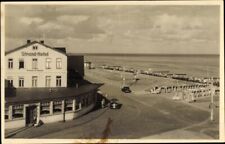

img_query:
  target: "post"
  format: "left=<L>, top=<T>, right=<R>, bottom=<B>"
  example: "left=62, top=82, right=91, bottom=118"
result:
left=79, top=102, right=82, bottom=110
left=36, top=103, right=40, bottom=124
left=23, top=105, right=26, bottom=119
left=9, top=105, right=13, bottom=120
left=62, top=100, right=65, bottom=122
left=122, top=77, right=125, bottom=87
left=50, top=101, right=53, bottom=115
left=72, top=99, right=76, bottom=111
left=62, top=100, right=65, bottom=113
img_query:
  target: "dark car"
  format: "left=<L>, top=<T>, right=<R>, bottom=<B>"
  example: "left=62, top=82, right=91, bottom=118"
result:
left=121, top=86, right=132, bottom=93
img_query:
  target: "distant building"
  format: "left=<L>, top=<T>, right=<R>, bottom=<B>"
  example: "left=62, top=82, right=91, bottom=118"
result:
left=84, top=61, right=96, bottom=69
left=5, top=40, right=101, bottom=129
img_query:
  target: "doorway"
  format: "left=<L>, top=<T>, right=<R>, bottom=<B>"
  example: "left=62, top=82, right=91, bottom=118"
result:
left=25, top=105, right=37, bottom=126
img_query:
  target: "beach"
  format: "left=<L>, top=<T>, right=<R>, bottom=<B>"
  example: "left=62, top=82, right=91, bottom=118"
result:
left=85, top=54, right=219, bottom=78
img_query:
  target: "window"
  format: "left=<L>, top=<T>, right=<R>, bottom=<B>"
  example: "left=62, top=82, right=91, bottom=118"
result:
left=12, top=105, right=23, bottom=119
left=19, top=59, right=24, bottom=69
left=65, top=100, right=73, bottom=112
left=56, top=76, right=61, bottom=87
left=7, top=79, right=13, bottom=88
left=32, top=58, right=38, bottom=69
left=41, top=102, right=50, bottom=115
left=45, top=76, right=51, bottom=87
left=33, top=45, right=38, bottom=50
left=53, top=101, right=62, bottom=113
left=32, top=76, right=38, bottom=87
left=75, top=98, right=80, bottom=110
left=81, top=98, right=85, bottom=107
left=5, top=106, right=9, bottom=120
left=46, top=58, right=51, bottom=69
left=19, top=77, right=24, bottom=87
left=8, top=59, right=13, bottom=69
left=56, top=58, right=62, bottom=69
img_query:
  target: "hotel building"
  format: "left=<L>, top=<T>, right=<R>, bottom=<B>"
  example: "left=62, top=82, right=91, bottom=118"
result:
left=5, top=40, right=100, bottom=129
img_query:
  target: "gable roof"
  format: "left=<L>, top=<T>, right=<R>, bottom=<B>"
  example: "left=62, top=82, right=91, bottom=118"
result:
left=5, top=41, right=67, bottom=56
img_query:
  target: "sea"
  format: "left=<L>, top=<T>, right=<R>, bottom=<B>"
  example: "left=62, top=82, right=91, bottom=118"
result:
left=84, top=54, right=220, bottom=78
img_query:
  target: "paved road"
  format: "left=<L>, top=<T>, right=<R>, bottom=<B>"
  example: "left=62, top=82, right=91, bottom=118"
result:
left=40, top=69, right=209, bottom=139
left=8, top=69, right=210, bottom=139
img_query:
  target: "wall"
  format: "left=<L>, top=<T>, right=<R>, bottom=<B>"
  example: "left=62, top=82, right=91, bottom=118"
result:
left=5, top=119, right=25, bottom=129
left=67, top=55, right=84, bottom=76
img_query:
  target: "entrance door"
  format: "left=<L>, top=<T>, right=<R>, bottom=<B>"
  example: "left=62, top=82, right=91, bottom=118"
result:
left=26, top=105, right=37, bottom=126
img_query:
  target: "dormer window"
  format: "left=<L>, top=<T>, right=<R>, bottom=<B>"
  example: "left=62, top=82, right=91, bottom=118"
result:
left=33, top=45, right=38, bottom=50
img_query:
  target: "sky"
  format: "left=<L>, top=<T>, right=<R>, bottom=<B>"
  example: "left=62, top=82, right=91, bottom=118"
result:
left=4, top=4, right=220, bottom=54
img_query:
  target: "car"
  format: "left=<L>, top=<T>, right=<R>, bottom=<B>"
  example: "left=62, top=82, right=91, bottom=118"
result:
left=109, top=98, right=122, bottom=109
left=121, top=86, right=132, bottom=93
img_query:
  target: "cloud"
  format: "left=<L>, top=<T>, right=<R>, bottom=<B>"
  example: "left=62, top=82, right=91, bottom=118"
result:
left=57, top=15, right=89, bottom=25
left=20, top=17, right=43, bottom=25
left=150, top=13, right=214, bottom=41
left=4, top=5, right=220, bottom=54
left=39, top=22, right=63, bottom=31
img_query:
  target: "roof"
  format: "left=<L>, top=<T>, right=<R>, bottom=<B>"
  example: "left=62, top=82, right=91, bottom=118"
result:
left=5, top=84, right=102, bottom=106
left=5, top=41, right=67, bottom=55
left=54, top=47, right=66, bottom=53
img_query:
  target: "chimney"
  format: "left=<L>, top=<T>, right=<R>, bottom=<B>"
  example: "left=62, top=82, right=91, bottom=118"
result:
left=40, top=40, right=44, bottom=44
left=27, top=40, right=31, bottom=44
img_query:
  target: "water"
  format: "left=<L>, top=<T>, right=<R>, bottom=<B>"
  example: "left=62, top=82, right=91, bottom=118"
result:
left=85, top=54, right=219, bottom=78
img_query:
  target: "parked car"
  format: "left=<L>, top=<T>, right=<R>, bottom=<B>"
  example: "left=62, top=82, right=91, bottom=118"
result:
left=121, top=86, right=132, bottom=93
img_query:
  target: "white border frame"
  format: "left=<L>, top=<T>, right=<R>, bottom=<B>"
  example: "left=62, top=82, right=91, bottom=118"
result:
left=1, top=1, right=224, bottom=143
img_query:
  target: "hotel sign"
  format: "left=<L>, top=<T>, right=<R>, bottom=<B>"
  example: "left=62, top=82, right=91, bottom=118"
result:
left=22, top=52, right=49, bottom=56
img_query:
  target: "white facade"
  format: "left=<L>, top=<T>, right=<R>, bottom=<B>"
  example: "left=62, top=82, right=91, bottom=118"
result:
left=5, top=41, right=67, bottom=88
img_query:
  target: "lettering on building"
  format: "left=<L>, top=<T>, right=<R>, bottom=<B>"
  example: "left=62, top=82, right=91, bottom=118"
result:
left=22, top=52, right=49, bottom=56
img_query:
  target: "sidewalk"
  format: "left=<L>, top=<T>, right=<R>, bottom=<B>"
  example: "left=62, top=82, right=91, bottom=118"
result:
left=5, top=106, right=108, bottom=138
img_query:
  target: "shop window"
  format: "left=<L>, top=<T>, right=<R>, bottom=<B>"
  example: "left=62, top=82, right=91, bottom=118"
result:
left=8, top=59, right=13, bottom=69
left=75, top=99, right=80, bottom=110
left=12, top=105, right=23, bottom=119
left=53, top=101, right=62, bottom=113
left=5, top=106, right=9, bottom=120
left=41, top=102, right=50, bottom=115
left=19, top=59, right=24, bottom=69
left=81, top=98, right=85, bottom=107
left=65, top=100, right=73, bottom=112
